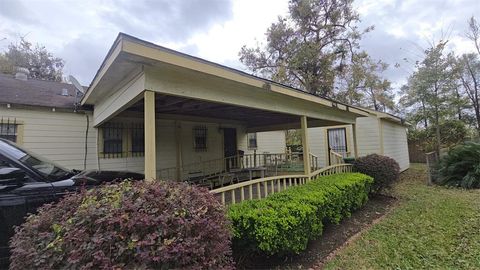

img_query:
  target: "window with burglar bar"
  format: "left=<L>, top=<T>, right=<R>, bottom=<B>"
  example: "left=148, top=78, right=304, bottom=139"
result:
left=103, top=123, right=123, bottom=158
left=247, top=133, right=257, bottom=149
left=0, top=118, right=18, bottom=143
left=131, top=123, right=144, bottom=156
left=193, top=126, right=207, bottom=151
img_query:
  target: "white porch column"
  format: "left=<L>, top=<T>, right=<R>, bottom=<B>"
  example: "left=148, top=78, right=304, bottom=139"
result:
left=352, top=123, right=358, bottom=158
left=301, top=115, right=311, bottom=175
left=144, top=91, right=157, bottom=180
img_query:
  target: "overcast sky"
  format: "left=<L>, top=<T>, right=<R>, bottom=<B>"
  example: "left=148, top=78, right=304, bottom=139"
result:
left=0, top=0, right=479, bottom=90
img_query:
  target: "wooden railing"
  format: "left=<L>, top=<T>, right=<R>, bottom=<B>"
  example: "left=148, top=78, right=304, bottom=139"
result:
left=157, top=152, right=307, bottom=182
left=211, top=163, right=353, bottom=205
left=310, top=153, right=320, bottom=171
left=329, top=150, right=344, bottom=165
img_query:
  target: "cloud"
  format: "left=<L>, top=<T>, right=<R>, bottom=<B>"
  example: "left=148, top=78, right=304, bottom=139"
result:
left=0, top=0, right=39, bottom=25
left=99, top=0, right=233, bottom=42
left=0, top=0, right=479, bottom=89
left=0, top=0, right=234, bottom=84
left=355, top=0, right=480, bottom=88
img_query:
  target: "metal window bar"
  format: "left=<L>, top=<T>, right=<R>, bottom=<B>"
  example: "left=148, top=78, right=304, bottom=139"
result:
left=193, top=126, right=207, bottom=152
left=131, top=123, right=145, bottom=157
left=0, top=118, right=18, bottom=143
left=103, top=122, right=123, bottom=158
left=248, top=133, right=257, bottom=149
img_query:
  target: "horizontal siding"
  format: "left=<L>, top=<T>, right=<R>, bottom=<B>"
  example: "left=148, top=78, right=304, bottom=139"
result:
left=0, top=107, right=98, bottom=170
left=244, top=131, right=286, bottom=154
left=308, top=127, right=328, bottom=167
left=356, top=117, right=380, bottom=156
left=382, top=120, right=410, bottom=171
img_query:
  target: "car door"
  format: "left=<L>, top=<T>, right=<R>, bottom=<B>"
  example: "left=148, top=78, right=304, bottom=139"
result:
left=0, top=158, right=54, bottom=265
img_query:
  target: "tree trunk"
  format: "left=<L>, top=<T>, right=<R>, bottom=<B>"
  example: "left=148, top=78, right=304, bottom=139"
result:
left=421, top=100, right=428, bottom=128
left=434, top=82, right=441, bottom=155
left=455, top=87, right=462, bottom=120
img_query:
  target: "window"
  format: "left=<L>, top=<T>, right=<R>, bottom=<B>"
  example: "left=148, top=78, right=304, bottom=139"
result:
left=0, top=121, right=18, bottom=143
left=247, top=133, right=257, bottom=149
left=103, top=123, right=123, bottom=158
left=193, top=126, right=207, bottom=151
left=131, top=123, right=144, bottom=156
left=0, top=158, right=33, bottom=183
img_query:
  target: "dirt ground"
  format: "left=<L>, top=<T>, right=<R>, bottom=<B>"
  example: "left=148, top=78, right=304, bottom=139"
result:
left=235, top=194, right=396, bottom=270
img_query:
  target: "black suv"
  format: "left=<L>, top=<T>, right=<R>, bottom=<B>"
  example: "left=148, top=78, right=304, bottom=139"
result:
left=0, top=139, right=144, bottom=266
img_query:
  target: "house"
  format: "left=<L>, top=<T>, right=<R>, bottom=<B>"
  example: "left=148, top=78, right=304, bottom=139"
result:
left=308, top=111, right=410, bottom=172
left=0, top=72, right=95, bottom=170
left=81, top=33, right=372, bottom=180
left=0, top=72, right=285, bottom=174
left=0, top=33, right=408, bottom=188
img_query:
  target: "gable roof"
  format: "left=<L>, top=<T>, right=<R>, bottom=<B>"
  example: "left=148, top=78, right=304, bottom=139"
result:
left=82, top=33, right=407, bottom=126
left=81, top=33, right=369, bottom=117
left=0, top=73, right=83, bottom=110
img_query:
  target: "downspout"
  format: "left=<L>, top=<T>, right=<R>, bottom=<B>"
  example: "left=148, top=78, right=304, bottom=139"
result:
left=84, top=114, right=89, bottom=170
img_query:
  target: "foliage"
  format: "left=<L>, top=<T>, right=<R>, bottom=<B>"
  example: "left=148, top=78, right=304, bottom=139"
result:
left=458, top=52, right=480, bottom=135
left=436, top=142, right=480, bottom=188
left=285, top=129, right=302, bottom=147
left=353, top=154, right=400, bottom=193
left=239, top=0, right=372, bottom=97
left=324, top=164, right=480, bottom=269
left=228, top=173, right=373, bottom=255
left=336, top=52, right=395, bottom=112
left=400, top=40, right=459, bottom=153
left=10, top=181, right=234, bottom=270
left=0, top=37, right=64, bottom=81
left=408, top=119, right=468, bottom=152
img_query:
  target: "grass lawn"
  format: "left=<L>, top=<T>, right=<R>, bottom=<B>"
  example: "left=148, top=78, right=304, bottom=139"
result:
left=324, top=164, right=480, bottom=270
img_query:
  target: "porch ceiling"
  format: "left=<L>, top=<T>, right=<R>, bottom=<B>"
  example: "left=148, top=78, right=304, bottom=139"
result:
left=124, top=94, right=343, bottom=132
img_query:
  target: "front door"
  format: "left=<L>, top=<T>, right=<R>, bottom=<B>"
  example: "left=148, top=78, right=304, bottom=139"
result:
left=223, top=128, right=237, bottom=169
left=327, top=128, right=348, bottom=164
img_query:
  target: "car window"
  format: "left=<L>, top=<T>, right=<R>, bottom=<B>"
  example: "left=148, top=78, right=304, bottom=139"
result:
left=0, top=159, right=33, bottom=184
left=0, top=140, right=72, bottom=181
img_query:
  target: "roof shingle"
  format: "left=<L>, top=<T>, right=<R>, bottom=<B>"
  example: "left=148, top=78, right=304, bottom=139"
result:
left=0, top=73, right=84, bottom=109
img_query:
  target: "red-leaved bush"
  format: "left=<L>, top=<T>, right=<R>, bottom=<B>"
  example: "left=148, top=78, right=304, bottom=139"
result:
left=9, top=181, right=234, bottom=269
left=353, top=154, right=400, bottom=193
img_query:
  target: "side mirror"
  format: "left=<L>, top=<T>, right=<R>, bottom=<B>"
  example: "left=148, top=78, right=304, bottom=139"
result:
left=0, top=167, right=27, bottom=185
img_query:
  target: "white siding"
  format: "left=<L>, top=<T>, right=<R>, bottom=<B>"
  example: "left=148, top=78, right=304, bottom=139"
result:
left=382, top=120, right=410, bottom=171
left=309, top=127, right=328, bottom=167
left=0, top=107, right=98, bottom=170
left=244, top=131, right=286, bottom=155
left=356, top=117, right=381, bottom=156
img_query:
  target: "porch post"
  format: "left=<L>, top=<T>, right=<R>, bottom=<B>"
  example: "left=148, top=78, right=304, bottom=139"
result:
left=144, top=91, right=157, bottom=180
left=352, top=123, right=358, bottom=158
left=301, top=115, right=311, bottom=176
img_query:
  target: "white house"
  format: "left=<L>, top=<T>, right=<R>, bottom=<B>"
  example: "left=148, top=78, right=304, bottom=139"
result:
left=0, top=33, right=408, bottom=187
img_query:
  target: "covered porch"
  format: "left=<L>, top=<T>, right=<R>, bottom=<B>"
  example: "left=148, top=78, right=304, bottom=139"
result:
left=81, top=33, right=368, bottom=193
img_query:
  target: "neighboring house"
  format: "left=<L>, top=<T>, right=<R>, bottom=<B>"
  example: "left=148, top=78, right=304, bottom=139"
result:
left=0, top=73, right=95, bottom=170
left=0, top=33, right=408, bottom=183
left=308, top=111, right=410, bottom=172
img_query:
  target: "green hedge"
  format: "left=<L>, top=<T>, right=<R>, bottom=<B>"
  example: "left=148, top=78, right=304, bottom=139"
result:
left=227, top=173, right=373, bottom=255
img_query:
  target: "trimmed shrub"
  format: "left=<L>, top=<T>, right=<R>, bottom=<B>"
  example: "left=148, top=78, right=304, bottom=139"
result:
left=353, top=154, right=400, bottom=193
left=10, top=181, right=234, bottom=270
left=228, top=173, right=373, bottom=255
left=436, top=142, right=480, bottom=188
